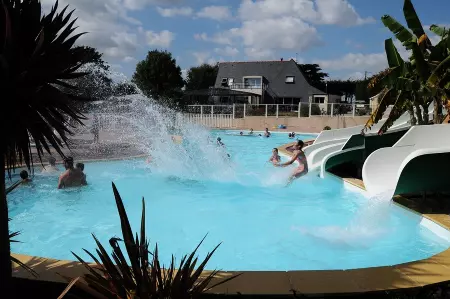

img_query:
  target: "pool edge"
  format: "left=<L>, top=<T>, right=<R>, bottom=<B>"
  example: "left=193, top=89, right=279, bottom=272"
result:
left=10, top=141, right=450, bottom=296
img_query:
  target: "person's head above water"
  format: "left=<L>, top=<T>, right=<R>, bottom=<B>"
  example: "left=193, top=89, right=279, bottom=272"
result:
left=272, top=148, right=278, bottom=154
left=76, top=162, right=85, bottom=171
left=265, top=128, right=269, bottom=132
left=64, top=156, right=74, bottom=169
left=240, top=131, right=243, bottom=135
left=250, top=128, right=253, bottom=131
left=288, top=133, right=292, bottom=138
left=48, top=156, right=56, bottom=166
left=295, top=140, right=305, bottom=150
left=20, top=170, right=29, bottom=180
left=217, top=137, right=221, bottom=141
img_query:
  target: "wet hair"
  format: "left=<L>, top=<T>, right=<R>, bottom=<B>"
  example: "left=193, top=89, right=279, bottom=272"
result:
left=48, top=156, right=56, bottom=166
left=265, top=128, right=268, bottom=131
left=240, top=132, right=243, bottom=135
left=76, top=162, right=85, bottom=171
left=288, top=133, right=292, bottom=137
left=217, top=137, right=221, bottom=141
left=19, top=170, right=29, bottom=180
left=296, top=140, right=305, bottom=150
left=273, top=148, right=278, bottom=153
left=64, top=156, right=74, bottom=168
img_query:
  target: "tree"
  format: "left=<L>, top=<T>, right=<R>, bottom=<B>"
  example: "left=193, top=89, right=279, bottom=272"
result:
left=0, top=0, right=92, bottom=286
left=297, top=64, right=329, bottom=90
left=364, top=0, right=450, bottom=134
left=132, top=50, right=184, bottom=106
left=326, top=80, right=358, bottom=102
left=355, top=80, right=370, bottom=103
left=112, top=82, right=139, bottom=97
left=185, top=63, right=218, bottom=91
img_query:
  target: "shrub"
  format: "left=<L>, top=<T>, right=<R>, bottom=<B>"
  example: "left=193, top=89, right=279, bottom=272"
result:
left=323, top=126, right=331, bottom=130
left=60, top=183, right=239, bottom=299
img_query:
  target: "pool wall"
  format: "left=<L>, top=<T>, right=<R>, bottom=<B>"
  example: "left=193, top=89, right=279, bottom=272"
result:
left=11, top=145, right=450, bottom=296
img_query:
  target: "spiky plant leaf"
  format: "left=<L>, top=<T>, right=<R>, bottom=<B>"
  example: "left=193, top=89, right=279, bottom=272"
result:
left=381, top=15, right=413, bottom=48
left=378, top=91, right=410, bottom=134
left=363, top=88, right=396, bottom=132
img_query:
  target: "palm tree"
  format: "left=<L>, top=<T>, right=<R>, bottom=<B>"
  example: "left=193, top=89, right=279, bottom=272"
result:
left=364, top=0, right=450, bottom=134
left=0, top=0, right=93, bottom=287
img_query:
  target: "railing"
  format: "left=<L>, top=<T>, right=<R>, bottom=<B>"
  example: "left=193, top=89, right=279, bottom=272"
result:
left=185, top=103, right=372, bottom=119
left=228, top=83, right=262, bottom=90
left=181, top=113, right=233, bottom=128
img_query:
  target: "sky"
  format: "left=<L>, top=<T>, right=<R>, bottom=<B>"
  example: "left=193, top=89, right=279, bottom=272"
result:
left=41, top=0, right=450, bottom=81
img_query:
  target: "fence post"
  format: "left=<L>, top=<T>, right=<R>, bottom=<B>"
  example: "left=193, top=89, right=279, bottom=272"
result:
left=331, top=103, right=334, bottom=117
left=265, top=105, right=268, bottom=118
left=211, top=105, right=214, bottom=116
left=352, top=103, right=356, bottom=117
left=298, top=102, right=301, bottom=118
left=232, top=104, right=235, bottom=119
left=308, top=103, right=312, bottom=117
left=243, top=104, right=246, bottom=118
left=276, top=104, right=279, bottom=119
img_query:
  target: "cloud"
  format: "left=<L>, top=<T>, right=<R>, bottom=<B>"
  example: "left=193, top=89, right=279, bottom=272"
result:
left=39, top=0, right=176, bottom=63
left=214, top=46, right=239, bottom=56
left=192, top=52, right=222, bottom=65
left=314, top=53, right=387, bottom=73
left=244, top=48, right=275, bottom=60
left=146, top=30, right=175, bottom=48
left=156, top=6, right=193, bottom=17
left=196, top=6, right=232, bottom=21
left=194, top=32, right=234, bottom=45
left=237, top=0, right=374, bottom=26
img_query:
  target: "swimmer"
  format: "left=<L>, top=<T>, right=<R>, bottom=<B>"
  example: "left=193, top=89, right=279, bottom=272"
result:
left=292, top=132, right=296, bottom=138
left=249, top=128, right=254, bottom=135
left=276, top=140, right=308, bottom=185
left=58, top=157, right=87, bottom=189
left=264, top=128, right=271, bottom=138
left=240, top=131, right=243, bottom=135
left=288, top=133, right=293, bottom=138
left=42, top=156, right=59, bottom=173
left=268, top=148, right=281, bottom=165
left=6, top=170, right=32, bottom=194
left=217, top=137, right=225, bottom=146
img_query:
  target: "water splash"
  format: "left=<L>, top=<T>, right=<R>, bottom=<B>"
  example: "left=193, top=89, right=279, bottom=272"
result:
left=72, top=65, right=236, bottom=183
left=293, top=189, right=395, bottom=248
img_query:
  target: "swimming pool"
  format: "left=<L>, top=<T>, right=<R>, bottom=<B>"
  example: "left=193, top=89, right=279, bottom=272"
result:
left=7, top=130, right=450, bottom=271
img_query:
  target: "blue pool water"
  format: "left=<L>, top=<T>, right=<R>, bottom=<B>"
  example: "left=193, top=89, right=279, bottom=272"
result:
left=7, top=131, right=450, bottom=271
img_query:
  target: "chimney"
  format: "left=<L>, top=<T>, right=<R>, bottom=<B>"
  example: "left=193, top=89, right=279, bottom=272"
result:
left=280, top=58, right=283, bottom=61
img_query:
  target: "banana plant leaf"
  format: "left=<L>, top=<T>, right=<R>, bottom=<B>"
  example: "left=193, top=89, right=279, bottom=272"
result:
left=363, top=88, right=396, bottom=132
left=408, top=41, right=431, bottom=81
left=430, top=25, right=448, bottom=37
left=378, top=91, right=410, bottom=134
left=428, top=55, right=450, bottom=88
left=381, top=15, right=413, bottom=49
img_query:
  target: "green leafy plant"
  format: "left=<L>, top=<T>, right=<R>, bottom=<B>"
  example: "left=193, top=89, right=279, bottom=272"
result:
left=8, top=219, right=37, bottom=277
left=0, top=0, right=93, bottom=285
left=59, top=183, right=240, bottom=299
left=323, top=126, right=331, bottom=130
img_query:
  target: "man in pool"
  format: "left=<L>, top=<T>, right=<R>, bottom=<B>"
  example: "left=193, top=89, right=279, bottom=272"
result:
left=264, top=128, right=271, bottom=137
left=58, top=157, right=87, bottom=189
left=42, top=156, right=59, bottom=173
left=6, top=170, right=32, bottom=194
left=275, top=140, right=308, bottom=185
left=249, top=128, right=254, bottom=135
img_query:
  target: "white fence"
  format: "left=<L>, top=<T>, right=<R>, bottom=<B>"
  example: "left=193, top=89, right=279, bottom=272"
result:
left=180, top=113, right=233, bottom=128
left=185, top=103, right=372, bottom=119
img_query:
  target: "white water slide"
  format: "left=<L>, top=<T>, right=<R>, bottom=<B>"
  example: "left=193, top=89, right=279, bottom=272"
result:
left=305, top=103, right=434, bottom=171
left=362, top=124, right=450, bottom=196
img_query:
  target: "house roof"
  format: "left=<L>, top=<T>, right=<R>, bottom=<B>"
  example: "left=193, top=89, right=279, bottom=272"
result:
left=183, top=87, right=259, bottom=97
left=215, top=59, right=327, bottom=98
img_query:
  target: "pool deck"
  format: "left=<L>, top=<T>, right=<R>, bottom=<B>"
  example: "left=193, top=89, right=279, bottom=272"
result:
left=11, top=141, right=450, bottom=296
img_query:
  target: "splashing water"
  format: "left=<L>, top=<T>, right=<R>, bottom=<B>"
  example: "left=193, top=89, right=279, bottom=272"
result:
left=73, top=65, right=236, bottom=183
left=293, top=189, right=395, bottom=248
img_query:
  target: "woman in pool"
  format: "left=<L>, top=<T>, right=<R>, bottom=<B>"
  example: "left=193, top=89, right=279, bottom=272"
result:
left=268, top=148, right=281, bottom=165
left=276, top=140, right=308, bottom=184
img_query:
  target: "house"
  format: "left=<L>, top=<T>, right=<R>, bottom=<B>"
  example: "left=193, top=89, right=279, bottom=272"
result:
left=213, top=59, right=336, bottom=106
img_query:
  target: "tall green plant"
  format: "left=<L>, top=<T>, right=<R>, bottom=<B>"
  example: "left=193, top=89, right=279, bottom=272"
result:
left=60, top=183, right=240, bottom=299
left=0, top=0, right=92, bottom=286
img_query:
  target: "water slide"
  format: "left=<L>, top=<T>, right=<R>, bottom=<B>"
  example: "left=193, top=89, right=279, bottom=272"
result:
left=362, top=124, right=450, bottom=196
left=306, top=103, right=434, bottom=172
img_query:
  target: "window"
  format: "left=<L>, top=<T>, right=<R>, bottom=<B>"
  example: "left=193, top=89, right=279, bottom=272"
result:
left=228, top=78, right=234, bottom=86
left=221, top=78, right=228, bottom=87
left=314, top=96, right=325, bottom=104
left=244, top=77, right=262, bottom=88
left=285, top=76, right=295, bottom=83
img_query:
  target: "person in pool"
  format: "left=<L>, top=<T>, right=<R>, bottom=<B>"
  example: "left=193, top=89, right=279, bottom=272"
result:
left=6, top=170, right=32, bottom=194
left=264, top=128, right=271, bottom=137
left=217, top=137, right=225, bottom=146
left=58, top=157, right=87, bottom=189
left=42, top=156, right=59, bottom=173
left=276, top=140, right=308, bottom=184
left=268, top=148, right=281, bottom=165
left=240, top=131, right=243, bottom=135
left=249, top=128, right=254, bottom=135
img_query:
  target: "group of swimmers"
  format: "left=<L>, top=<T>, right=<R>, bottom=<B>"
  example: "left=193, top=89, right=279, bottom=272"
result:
left=239, top=128, right=271, bottom=137
left=6, top=156, right=88, bottom=194
left=269, top=140, right=308, bottom=184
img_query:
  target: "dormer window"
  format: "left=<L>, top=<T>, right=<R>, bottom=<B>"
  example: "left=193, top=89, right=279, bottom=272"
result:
left=285, top=76, right=295, bottom=84
left=228, top=78, right=234, bottom=86
left=221, top=78, right=228, bottom=87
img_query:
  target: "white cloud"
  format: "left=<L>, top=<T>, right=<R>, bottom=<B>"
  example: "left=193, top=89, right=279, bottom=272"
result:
left=39, top=0, right=177, bottom=63
left=244, top=48, right=275, bottom=60
left=181, top=69, right=188, bottom=80
left=196, top=6, right=232, bottom=21
left=194, top=32, right=234, bottom=45
left=146, top=30, right=175, bottom=48
left=214, top=46, right=239, bottom=56
left=157, top=6, right=193, bottom=17
left=314, top=53, right=387, bottom=73
left=192, top=52, right=222, bottom=65
left=237, top=0, right=374, bottom=26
